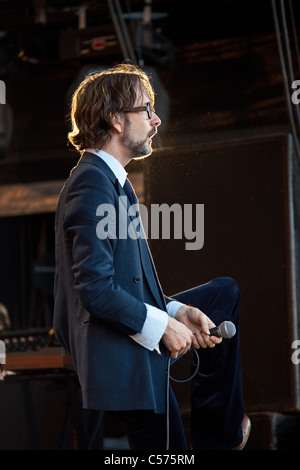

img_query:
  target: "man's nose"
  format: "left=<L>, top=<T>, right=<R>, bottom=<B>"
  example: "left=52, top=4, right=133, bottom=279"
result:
left=151, top=111, right=161, bottom=127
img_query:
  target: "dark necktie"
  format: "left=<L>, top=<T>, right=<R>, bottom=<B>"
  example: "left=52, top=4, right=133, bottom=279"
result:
left=123, top=178, right=140, bottom=219
left=123, top=178, right=138, bottom=205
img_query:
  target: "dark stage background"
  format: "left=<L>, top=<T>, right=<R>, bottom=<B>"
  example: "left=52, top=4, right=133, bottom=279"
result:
left=0, top=0, right=300, bottom=450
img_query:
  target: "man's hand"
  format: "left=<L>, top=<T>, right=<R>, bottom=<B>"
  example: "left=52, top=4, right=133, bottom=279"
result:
left=161, top=316, right=194, bottom=358
left=161, top=304, right=222, bottom=358
left=175, top=305, right=222, bottom=349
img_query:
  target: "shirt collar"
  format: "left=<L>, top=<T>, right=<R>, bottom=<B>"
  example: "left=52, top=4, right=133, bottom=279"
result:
left=86, top=148, right=127, bottom=187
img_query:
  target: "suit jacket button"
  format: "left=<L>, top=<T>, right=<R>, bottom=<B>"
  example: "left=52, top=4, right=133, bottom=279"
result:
left=134, top=276, right=141, bottom=283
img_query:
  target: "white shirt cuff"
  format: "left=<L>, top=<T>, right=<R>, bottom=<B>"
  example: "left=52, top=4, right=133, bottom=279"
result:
left=129, top=303, right=168, bottom=351
left=129, top=300, right=186, bottom=352
left=166, top=300, right=185, bottom=318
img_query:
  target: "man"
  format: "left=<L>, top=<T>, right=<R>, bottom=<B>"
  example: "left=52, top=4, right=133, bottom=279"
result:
left=53, top=63, right=249, bottom=450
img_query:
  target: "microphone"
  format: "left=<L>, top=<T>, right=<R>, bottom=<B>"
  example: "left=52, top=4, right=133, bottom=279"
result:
left=209, top=321, right=236, bottom=339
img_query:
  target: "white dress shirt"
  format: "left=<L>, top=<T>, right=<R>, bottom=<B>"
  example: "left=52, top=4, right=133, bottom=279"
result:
left=86, top=148, right=185, bottom=351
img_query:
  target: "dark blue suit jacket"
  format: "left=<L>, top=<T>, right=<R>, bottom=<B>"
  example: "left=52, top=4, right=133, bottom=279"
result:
left=53, top=152, right=170, bottom=413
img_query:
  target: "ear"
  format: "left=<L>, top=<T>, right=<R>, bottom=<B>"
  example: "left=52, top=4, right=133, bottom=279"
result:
left=110, top=113, right=124, bottom=134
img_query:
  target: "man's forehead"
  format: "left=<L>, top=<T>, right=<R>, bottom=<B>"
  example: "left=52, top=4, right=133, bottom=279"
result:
left=135, top=86, right=150, bottom=105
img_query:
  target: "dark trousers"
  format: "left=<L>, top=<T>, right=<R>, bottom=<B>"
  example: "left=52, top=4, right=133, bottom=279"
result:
left=114, top=277, right=244, bottom=450
left=173, top=277, right=244, bottom=450
left=112, top=385, right=188, bottom=450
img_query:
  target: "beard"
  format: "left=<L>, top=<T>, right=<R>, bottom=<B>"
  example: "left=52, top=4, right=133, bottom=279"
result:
left=121, top=121, right=155, bottom=159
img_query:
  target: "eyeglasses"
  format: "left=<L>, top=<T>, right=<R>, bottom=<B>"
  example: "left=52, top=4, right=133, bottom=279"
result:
left=122, top=102, right=154, bottom=120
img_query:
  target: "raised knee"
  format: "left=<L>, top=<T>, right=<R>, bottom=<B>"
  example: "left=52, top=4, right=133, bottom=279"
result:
left=215, top=277, right=241, bottom=302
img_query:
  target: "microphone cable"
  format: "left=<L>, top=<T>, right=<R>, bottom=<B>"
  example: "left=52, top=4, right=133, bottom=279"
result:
left=165, top=346, right=200, bottom=451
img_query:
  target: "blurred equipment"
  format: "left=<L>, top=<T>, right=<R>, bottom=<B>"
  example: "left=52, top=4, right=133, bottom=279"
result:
left=0, top=103, right=13, bottom=159
left=0, top=327, right=57, bottom=354
left=59, top=0, right=173, bottom=67
left=0, top=303, right=10, bottom=331
left=272, top=0, right=300, bottom=165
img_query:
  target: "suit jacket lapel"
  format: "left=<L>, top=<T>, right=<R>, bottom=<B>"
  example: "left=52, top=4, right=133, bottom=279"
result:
left=79, top=153, right=166, bottom=311
left=117, top=178, right=166, bottom=311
